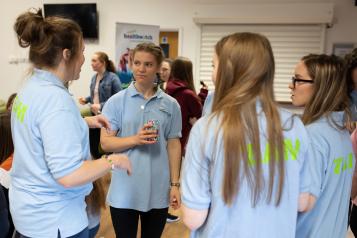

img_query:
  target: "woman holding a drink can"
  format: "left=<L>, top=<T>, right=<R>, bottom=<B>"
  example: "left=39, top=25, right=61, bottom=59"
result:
left=100, top=42, right=182, bottom=238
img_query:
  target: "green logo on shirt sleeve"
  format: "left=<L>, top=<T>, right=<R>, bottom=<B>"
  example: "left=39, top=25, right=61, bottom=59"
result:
left=12, top=96, right=28, bottom=123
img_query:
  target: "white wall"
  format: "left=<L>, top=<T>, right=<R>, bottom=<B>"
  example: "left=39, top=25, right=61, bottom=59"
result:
left=1, top=0, right=356, bottom=102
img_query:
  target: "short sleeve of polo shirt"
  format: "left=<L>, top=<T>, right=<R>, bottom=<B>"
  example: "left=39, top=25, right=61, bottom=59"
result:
left=102, top=94, right=122, bottom=132
left=303, top=132, right=328, bottom=198
left=299, top=139, right=319, bottom=196
left=181, top=121, right=211, bottom=209
left=39, top=109, right=85, bottom=179
left=166, top=100, right=182, bottom=139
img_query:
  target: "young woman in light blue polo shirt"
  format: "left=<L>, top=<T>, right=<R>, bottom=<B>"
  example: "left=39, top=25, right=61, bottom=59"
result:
left=10, top=9, right=131, bottom=238
left=101, top=42, right=182, bottom=238
left=290, top=54, right=354, bottom=238
left=181, top=33, right=316, bottom=238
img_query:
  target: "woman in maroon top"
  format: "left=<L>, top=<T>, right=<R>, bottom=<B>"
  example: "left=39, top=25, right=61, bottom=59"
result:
left=166, top=57, right=202, bottom=154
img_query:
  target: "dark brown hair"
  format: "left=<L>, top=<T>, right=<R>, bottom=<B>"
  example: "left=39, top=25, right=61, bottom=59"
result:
left=345, top=48, right=357, bottom=96
left=171, top=57, right=196, bottom=92
left=94, top=52, right=116, bottom=73
left=212, top=32, right=285, bottom=206
left=6, top=93, right=17, bottom=111
left=85, top=178, right=106, bottom=214
left=0, top=113, right=14, bottom=164
left=14, top=8, right=83, bottom=68
left=301, top=54, right=350, bottom=128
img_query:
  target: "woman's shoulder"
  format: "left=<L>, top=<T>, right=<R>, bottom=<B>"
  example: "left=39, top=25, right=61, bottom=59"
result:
left=106, top=71, right=120, bottom=80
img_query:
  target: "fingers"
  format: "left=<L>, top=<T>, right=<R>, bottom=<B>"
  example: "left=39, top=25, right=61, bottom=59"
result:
left=79, top=97, right=87, bottom=105
left=170, top=190, right=181, bottom=210
left=137, top=126, right=158, bottom=144
left=96, top=115, right=111, bottom=130
left=111, top=154, right=132, bottom=175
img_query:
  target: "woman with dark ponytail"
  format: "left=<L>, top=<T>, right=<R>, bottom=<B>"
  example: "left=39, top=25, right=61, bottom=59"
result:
left=79, top=52, right=122, bottom=158
left=11, top=9, right=131, bottom=238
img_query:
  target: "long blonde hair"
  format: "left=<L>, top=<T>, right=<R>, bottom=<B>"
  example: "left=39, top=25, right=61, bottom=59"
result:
left=301, top=54, right=351, bottom=128
left=212, top=32, right=285, bottom=206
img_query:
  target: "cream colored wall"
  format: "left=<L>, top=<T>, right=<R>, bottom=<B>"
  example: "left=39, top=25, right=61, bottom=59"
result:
left=1, top=0, right=356, bottom=102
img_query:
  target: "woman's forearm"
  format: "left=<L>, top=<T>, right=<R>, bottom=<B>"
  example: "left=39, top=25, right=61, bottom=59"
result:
left=100, top=128, right=138, bottom=152
left=57, top=158, right=111, bottom=188
left=167, top=138, right=182, bottom=183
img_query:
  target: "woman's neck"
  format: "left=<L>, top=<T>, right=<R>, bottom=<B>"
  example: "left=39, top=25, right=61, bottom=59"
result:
left=42, top=65, right=67, bottom=85
left=97, top=68, right=106, bottom=77
left=134, top=82, right=156, bottom=99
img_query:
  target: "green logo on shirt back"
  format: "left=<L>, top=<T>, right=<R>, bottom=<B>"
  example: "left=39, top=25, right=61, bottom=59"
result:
left=247, top=139, right=301, bottom=166
left=12, top=96, right=28, bottom=123
left=333, top=153, right=353, bottom=175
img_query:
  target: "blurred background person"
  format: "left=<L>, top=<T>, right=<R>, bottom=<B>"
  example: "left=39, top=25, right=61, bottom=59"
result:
left=79, top=52, right=122, bottom=159
left=159, top=58, right=172, bottom=90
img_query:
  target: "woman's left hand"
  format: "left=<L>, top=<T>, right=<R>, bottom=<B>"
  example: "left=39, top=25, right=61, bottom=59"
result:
left=170, top=186, right=181, bottom=210
left=85, top=115, right=111, bottom=130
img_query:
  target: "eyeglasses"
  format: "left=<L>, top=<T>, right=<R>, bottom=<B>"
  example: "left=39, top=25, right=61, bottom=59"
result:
left=291, top=76, right=314, bottom=88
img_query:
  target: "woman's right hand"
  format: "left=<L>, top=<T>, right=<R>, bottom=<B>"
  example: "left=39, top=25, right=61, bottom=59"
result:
left=78, top=97, right=87, bottom=105
left=134, top=123, right=158, bottom=145
left=109, top=154, right=132, bottom=175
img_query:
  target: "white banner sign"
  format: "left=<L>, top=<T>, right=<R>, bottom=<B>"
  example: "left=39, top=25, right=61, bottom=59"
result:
left=115, top=22, right=159, bottom=74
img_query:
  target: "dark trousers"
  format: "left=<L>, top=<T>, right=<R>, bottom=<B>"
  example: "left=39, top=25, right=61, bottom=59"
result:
left=89, top=128, right=102, bottom=159
left=350, top=201, right=357, bottom=236
left=110, top=207, right=168, bottom=238
left=1, top=185, right=14, bottom=238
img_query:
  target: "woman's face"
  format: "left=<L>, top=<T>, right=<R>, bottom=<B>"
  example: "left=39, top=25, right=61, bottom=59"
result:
left=91, top=54, right=104, bottom=72
left=212, top=52, right=219, bottom=85
left=132, top=51, right=160, bottom=86
left=67, top=39, right=85, bottom=82
left=160, top=61, right=171, bottom=82
left=288, top=61, right=314, bottom=107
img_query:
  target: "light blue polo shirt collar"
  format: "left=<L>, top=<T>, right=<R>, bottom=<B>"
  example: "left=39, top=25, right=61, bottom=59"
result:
left=33, top=68, right=67, bottom=90
left=127, top=82, right=164, bottom=99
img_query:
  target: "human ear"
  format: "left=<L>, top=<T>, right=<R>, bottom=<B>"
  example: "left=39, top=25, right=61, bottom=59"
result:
left=63, top=49, right=71, bottom=61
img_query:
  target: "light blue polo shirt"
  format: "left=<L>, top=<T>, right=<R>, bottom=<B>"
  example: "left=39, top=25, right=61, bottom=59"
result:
left=102, top=83, right=182, bottom=211
left=182, top=103, right=313, bottom=238
left=10, top=69, right=92, bottom=238
left=296, top=112, right=354, bottom=238
left=202, top=91, right=214, bottom=116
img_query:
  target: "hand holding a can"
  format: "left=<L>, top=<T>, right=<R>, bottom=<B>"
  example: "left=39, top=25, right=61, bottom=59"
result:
left=135, top=120, right=159, bottom=145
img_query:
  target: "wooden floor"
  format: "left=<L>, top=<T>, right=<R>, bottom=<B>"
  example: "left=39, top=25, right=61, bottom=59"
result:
left=95, top=174, right=190, bottom=238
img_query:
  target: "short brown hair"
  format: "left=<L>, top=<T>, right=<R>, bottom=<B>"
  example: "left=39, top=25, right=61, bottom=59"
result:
left=132, top=42, right=164, bottom=66
left=14, top=8, right=83, bottom=68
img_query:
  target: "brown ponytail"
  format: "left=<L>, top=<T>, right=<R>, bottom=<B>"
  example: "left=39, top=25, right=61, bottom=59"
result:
left=94, top=52, right=116, bottom=73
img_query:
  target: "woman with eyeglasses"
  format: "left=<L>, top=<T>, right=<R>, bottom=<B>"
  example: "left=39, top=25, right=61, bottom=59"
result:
left=345, top=48, right=357, bottom=236
left=290, top=54, right=354, bottom=238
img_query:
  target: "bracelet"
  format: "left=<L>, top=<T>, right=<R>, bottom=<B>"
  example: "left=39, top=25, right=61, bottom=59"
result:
left=102, top=154, right=115, bottom=170
left=170, top=182, right=180, bottom=188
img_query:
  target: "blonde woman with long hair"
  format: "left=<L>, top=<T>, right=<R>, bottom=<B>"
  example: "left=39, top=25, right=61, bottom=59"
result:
left=292, top=54, right=354, bottom=238
left=181, top=32, right=315, bottom=238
